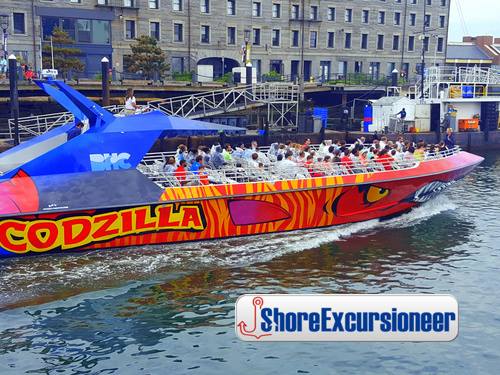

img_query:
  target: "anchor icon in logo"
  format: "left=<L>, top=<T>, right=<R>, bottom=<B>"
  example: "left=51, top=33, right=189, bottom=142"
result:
left=237, top=296, right=272, bottom=340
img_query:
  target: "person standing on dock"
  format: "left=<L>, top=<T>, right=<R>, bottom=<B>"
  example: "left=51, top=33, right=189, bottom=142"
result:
left=0, top=55, right=7, bottom=79
left=444, top=128, right=455, bottom=149
left=124, top=88, right=139, bottom=115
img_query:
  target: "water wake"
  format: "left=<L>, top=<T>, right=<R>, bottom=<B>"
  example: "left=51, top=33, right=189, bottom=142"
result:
left=0, top=196, right=456, bottom=309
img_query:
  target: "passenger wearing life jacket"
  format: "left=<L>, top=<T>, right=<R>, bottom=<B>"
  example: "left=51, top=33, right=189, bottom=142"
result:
left=341, top=149, right=354, bottom=174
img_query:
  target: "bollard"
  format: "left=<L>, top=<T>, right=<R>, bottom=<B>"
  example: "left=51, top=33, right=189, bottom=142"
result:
left=9, top=55, right=20, bottom=146
left=101, top=57, right=110, bottom=107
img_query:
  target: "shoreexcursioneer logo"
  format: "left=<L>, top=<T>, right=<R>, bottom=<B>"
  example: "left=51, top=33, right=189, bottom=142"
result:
left=235, top=294, right=458, bottom=341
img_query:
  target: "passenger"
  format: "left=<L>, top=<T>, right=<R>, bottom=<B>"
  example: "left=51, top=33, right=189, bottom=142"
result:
left=251, top=140, right=258, bottom=151
left=341, top=149, right=354, bottom=173
left=414, top=144, right=426, bottom=161
left=376, top=149, right=394, bottom=171
left=187, top=149, right=198, bottom=163
left=163, top=156, right=176, bottom=174
left=438, top=141, right=447, bottom=154
left=212, top=146, right=226, bottom=169
left=190, top=155, right=203, bottom=173
left=267, top=143, right=279, bottom=158
left=301, top=138, right=311, bottom=151
left=332, top=149, right=341, bottom=163
left=223, top=144, right=233, bottom=162
left=233, top=144, right=245, bottom=159
left=124, top=88, right=139, bottom=115
left=174, top=160, right=188, bottom=185
left=175, top=144, right=188, bottom=165
left=67, top=122, right=84, bottom=140
left=366, top=147, right=376, bottom=160
left=296, top=151, right=307, bottom=165
left=198, top=165, right=210, bottom=185
left=379, top=136, right=388, bottom=150
left=404, top=146, right=416, bottom=162
left=249, top=153, right=260, bottom=168
left=444, top=128, right=455, bottom=149
left=243, top=144, right=254, bottom=159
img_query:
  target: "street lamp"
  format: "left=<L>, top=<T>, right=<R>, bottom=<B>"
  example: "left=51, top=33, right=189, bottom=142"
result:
left=0, top=14, right=9, bottom=58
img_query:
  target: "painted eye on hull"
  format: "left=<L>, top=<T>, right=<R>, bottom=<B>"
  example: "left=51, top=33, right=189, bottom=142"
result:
left=365, top=186, right=389, bottom=203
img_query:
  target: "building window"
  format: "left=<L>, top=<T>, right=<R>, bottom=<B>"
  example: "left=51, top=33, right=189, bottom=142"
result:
left=272, top=3, right=281, bottom=18
left=327, top=32, right=335, bottom=48
left=76, top=21, right=91, bottom=43
left=227, top=0, right=236, bottom=15
left=173, top=0, right=183, bottom=11
left=310, top=31, right=317, bottom=48
left=92, top=20, right=110, bottom=44
left=291, top=30, right=299, bottom=47
left=439, top=15, right=445, bottom=28
left=200, top=25, right=210, bottom=43
left=123, top=0, right=137, bottom=7
left=125, top=20, right=136, bottom=40
left=150, top=21, right=160, bottom=41
left=310, top=6, right=318, bottom=21
left=362, top=10, right=369, bottom=24
left=437, top=37, right=444, bottom=52
left=392, top=35, right=400, bottom=50
left=252, top=2, right=261, bottom=17
left=291, top=5, right=300, bottom=20
left=361, top=33, right=368, bottom=49
left=172, top=56, right=184, bottom=73
left=200, top=0, right=210, bottom=14
left=149, top=0, right=159, bottom=9
left=345, top=9, right=352, bottom=22
left=344, top=32, right=351, bottom=49
left=423, top=36, right=429, bottom=52
left=13, top=13, right=26, bottom=35
left=424, top=14, right=431, bottom=27
left=378, top=11, right=385, bottom=24
left=427, top=0, right=432, bottom=5
left=377, top=34, right=384, bottom=50
left=408, top=36, right=415, bottom=51
left=394, top=12, right=401, bottom=25
left=441, top=0, right=446, bottom=6
left=410, top=13, right=416, bottom=26
left=328, top=8, right=336, bottom=21
left=227, top=26, right=236, bottom=45
left=253, top=28, right=260, bottom=45
left=411, top=0, right=417, bottom=4
left=174, top=23, right=183, bottom=42
left=272, top=29, right=280, bottom=46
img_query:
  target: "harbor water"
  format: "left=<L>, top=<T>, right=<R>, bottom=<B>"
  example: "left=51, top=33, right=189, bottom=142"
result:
left=0, top=150, right=499, bottom=374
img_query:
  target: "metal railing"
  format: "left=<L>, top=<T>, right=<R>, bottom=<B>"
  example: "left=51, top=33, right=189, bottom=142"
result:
left=4, top=105, right=126, bottom=141
left=4, top=83, right=299, bottom=141
left=148, top=83, right=299, bottom=119
left=138, top=146, right=462, bottom=189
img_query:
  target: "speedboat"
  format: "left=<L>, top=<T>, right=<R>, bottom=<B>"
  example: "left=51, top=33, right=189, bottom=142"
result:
left=0, top=80, right=483, bottom=258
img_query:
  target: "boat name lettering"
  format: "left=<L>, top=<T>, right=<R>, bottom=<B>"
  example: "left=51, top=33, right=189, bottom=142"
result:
left=90, top=152, right=131, bottom=171
left=0, top=204, right=205, bottom=254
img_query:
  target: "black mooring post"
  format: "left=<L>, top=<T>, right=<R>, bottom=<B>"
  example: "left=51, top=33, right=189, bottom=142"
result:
left=101, top=57, right=110, bottom=107
left=9, top=55, right=20, bottom=146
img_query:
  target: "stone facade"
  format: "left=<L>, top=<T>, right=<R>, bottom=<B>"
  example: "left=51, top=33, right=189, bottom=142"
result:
left=3, top=0, right=450, bottom=80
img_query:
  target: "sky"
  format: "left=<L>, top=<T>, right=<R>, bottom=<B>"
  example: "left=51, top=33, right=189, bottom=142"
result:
left=448, top=0, right=500, bottom=41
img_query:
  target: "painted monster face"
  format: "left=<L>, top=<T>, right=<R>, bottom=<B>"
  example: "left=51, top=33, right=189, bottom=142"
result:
left=331, top=184, right=394, bottom=217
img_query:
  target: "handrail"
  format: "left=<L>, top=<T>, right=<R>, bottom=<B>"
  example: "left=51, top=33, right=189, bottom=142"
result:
left=139, top=146, right=462, bottom=188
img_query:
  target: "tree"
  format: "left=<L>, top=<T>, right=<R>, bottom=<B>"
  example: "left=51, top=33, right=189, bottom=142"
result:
left=42, top=27, right=84, bottom=78
left=128, top=36, right=169, bottom=80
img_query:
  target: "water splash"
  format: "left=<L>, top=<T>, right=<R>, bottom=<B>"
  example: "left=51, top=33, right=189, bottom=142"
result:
left=0, top=196, right=456, bottom=309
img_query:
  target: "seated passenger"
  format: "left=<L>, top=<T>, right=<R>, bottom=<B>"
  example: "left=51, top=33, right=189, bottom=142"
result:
left=414, top=144, right=426, bottom=161
left=67, top=122, right=84, bottom=140
left=175, top=160, right=188, bottom=185
left=190, top=155, right=203, bottom=173
left=212, top=146, right=226, bottom=169
left=223, top=144, right=233, bottom=162
left=341, top=149, right=354, bottom=173
left=376, top=149, right=394, bottom=171
left=198, top=165, right=210, bottom=185
left=249, top=153, right=260, bottom=168
left=163, top=156, right=176, bottom=174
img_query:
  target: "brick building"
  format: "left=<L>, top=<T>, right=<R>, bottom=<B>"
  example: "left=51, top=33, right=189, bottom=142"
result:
left=2, top=0, right=450, bottom=80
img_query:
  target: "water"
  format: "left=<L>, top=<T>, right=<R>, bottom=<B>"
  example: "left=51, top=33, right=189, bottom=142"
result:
left=0, top=151, right=499, bottom=374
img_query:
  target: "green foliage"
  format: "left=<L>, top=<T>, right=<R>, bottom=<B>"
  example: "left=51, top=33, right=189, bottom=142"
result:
left=172, top=71, right=193, bottom=82
left=128, top=35, right=170, bottom=80
left=262, top=70, right=283, bottom=82
left=42, top=27, right=84, bottom=77
left=214, top=72, right=233, bottom=83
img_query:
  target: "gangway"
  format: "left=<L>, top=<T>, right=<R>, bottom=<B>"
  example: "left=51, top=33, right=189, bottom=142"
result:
left=4, top=83, right=299, bottom=141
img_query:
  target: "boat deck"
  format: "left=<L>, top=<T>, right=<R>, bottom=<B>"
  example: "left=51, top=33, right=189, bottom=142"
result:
left=137, top=146, right=462, bottom=188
